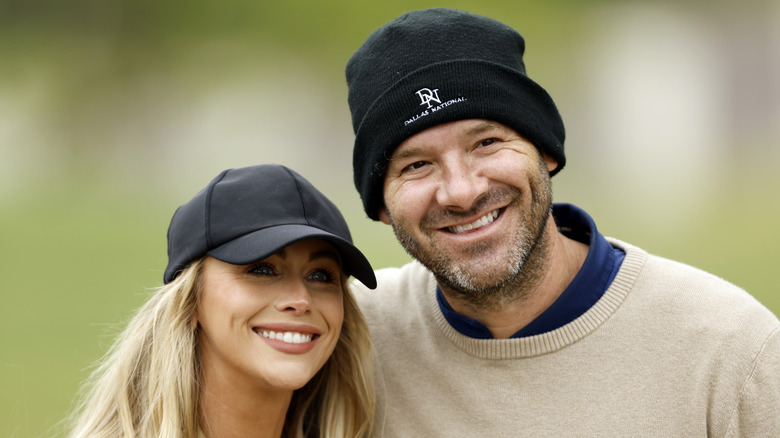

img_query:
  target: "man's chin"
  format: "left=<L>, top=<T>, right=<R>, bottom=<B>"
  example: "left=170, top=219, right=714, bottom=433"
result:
left=433, top=261, right=519, bottom=295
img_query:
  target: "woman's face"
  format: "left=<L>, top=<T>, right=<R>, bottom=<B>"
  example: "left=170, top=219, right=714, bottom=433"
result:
left=196, top=238, right=344, bottom=394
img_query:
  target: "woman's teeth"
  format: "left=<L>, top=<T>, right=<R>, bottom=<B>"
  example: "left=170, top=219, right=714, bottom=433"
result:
left=259, top=330, right=313, bottom=344
left=448, top=209, right=499, bottom=234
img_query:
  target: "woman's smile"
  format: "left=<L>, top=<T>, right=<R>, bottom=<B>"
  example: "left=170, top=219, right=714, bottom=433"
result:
left=197, top=239, right=344, bottom=392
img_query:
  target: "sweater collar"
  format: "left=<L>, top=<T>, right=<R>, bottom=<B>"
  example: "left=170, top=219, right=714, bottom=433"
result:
left=436, top=203, right=625, bottom=338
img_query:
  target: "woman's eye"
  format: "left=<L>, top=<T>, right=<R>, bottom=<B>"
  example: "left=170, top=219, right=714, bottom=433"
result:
left=479, top=138, right=497, bottom=147
left=308, top=268, right=338, bottom=284
left=247, top=263, right=276, bottom=276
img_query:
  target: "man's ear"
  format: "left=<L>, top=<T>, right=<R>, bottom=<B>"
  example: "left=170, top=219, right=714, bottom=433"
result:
left=543, top=153, right=559, bottom=173
left=378, top=207, right=392, bottom=225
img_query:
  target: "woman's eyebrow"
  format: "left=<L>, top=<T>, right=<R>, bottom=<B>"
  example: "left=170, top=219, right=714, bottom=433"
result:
left=309, top=250, right=341, bottom=263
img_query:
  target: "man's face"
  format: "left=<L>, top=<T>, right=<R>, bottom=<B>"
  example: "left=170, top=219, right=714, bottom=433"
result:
left=380, top=119, right=557, bottom=306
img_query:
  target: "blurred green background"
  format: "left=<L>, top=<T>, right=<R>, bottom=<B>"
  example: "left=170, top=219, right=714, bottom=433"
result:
left=2, top=0, right=778, bottom=436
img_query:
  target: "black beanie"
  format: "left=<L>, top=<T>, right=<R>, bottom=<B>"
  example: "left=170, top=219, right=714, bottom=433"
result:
left=346, top=8, right=566, bottom=221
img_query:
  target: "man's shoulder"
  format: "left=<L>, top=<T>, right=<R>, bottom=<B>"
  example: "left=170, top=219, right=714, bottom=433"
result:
left=609, top=237, right=779, bottom=330
left=353, top=260, right=432, bottom=290
left=349, top=260, right=436, bottom=331
left=610, top=237, right=745, bottom=291
left=349, top=260, right=434, bottom=303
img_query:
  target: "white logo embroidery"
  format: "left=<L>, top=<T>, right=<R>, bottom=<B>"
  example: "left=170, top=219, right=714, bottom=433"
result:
left=403, top=88, right=468, bottom=126
left=415, top=88, right=441, bottom=109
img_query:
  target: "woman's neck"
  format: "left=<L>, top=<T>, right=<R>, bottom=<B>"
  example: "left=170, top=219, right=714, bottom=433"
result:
left=199, top=374, right=293, bottom=438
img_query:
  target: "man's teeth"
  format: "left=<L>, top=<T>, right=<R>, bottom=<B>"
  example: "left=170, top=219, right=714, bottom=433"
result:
left=448, top=209, right=499, bottom=233
left=260, top=330, right=313, bottom=344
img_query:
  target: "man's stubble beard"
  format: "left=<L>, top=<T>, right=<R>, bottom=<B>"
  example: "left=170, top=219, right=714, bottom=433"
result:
left=388, top=158, right=553, bottom=311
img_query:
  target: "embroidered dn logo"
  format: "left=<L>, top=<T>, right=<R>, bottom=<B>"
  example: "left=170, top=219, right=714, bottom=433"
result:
left=415, top=88, right=441, bottom=109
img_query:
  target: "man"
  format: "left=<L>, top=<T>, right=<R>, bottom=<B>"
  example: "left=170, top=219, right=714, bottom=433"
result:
left=345, top=8, right=780, bottom=437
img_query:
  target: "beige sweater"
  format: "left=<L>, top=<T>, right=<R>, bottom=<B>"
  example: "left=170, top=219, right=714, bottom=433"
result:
left=351, top=239, right=780, bottom=437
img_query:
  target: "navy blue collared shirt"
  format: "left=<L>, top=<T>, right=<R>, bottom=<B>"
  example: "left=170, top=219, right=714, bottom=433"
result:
left=436, top=203, right=625, bottom=338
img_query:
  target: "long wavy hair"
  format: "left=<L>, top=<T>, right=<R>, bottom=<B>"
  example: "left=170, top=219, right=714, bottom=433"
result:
left=68, top=257, right=374, bottom=437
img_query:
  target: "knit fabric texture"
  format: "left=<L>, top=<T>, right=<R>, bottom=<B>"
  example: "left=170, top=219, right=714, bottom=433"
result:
left=349, top=238, right=780, bottom=436
left=346, top=8, right=566, bottom=220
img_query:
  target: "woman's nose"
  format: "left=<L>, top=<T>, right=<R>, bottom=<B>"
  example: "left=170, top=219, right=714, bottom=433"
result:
left=275, top=279, right=312, bottom=316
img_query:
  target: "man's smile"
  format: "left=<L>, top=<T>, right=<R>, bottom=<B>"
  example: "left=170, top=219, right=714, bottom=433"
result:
left=446, top=209, right=501, bottom=234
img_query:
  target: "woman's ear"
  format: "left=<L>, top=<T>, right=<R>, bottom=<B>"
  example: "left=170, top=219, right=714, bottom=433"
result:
left=192, top=305, right=200, bottom=331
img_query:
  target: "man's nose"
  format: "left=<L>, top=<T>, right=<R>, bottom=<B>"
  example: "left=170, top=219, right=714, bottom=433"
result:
left=435, top=160, right=488, bottom=211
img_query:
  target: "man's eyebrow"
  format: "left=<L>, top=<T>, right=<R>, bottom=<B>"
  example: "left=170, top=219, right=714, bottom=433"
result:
left=389, top=146, right=425, bottom=161
left=461, top=121, right=505, bottom=137
left=389, top=121, right=508, bottom=161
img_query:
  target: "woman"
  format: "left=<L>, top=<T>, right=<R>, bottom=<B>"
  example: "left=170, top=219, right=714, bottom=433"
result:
left=68, top=164, right=377, bottom=437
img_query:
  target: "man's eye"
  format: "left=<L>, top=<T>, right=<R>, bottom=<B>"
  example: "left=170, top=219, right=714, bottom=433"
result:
left=480, top=138, right=497, bottom=147
left=404, top=161, right=427, bottom=172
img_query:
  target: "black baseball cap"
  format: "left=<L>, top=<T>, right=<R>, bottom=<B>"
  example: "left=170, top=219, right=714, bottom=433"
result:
left=164, top=164, right=376, bottom=289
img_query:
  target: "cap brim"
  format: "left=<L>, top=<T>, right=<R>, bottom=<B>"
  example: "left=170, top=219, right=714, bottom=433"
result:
left=206, top=224, right=377, bottom=289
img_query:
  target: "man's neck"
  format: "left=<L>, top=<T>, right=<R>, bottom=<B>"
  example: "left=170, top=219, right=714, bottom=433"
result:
left=439, top=215, right=589, bottom=339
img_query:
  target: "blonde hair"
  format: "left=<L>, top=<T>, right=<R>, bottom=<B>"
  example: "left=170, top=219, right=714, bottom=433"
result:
left=68, top=258, right=375, bottom=437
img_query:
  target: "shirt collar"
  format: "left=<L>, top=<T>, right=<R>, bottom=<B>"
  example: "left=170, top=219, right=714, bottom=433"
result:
left=436, top=203, right=625, bottom=339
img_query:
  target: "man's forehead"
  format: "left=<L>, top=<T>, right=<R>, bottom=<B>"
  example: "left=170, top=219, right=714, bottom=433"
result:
left=392, top=119, right=514, bottom=156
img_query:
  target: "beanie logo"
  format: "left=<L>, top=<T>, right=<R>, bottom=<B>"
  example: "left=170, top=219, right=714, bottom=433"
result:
left=415, top=88, right=441, bottom=109
left=404, top=88, right=468, bottom=126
